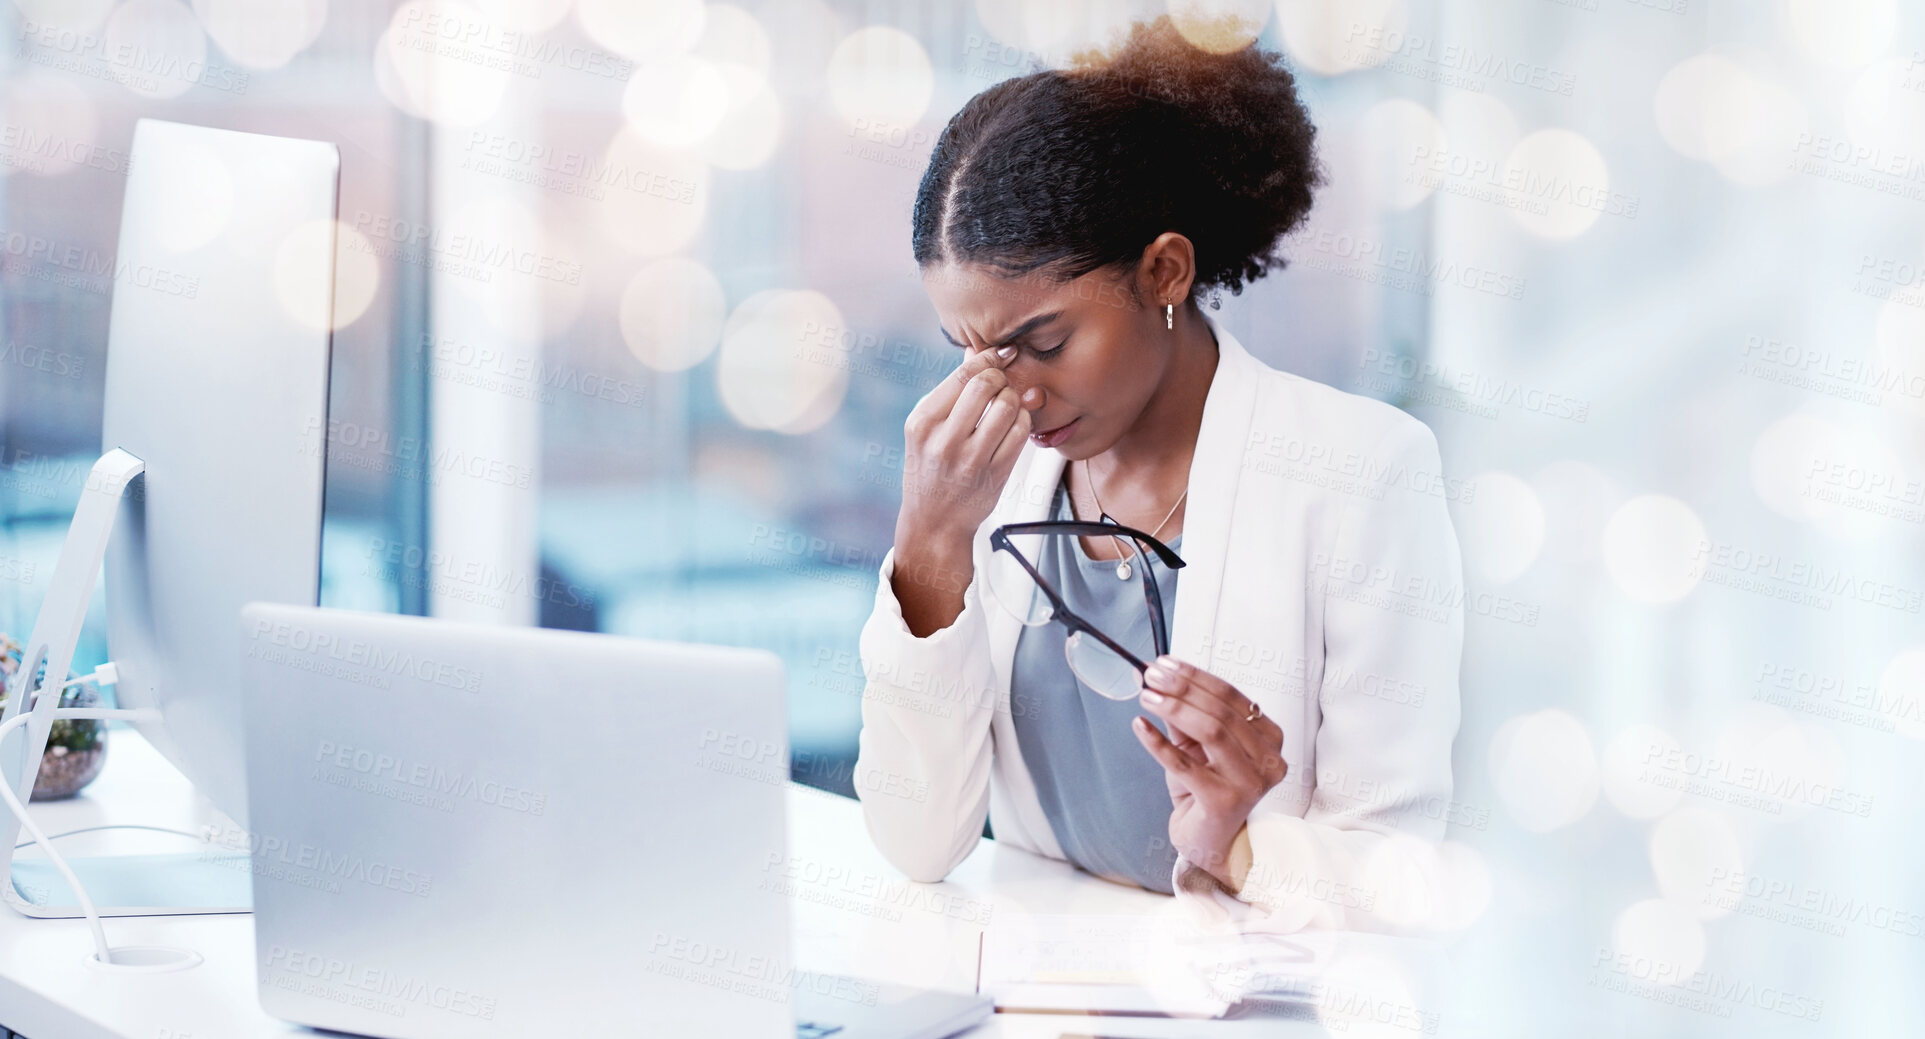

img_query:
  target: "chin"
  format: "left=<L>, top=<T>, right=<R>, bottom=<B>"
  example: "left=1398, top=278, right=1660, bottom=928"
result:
left=1051, top=437, right=1098, bottom=462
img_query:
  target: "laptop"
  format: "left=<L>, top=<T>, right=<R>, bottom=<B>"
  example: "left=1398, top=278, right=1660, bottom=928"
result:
left=237, top=603, right=991, bottom=1038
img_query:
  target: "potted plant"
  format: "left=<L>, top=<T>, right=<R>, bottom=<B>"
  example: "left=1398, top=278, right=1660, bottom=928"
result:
left=0, top=634, right=109, bottom=801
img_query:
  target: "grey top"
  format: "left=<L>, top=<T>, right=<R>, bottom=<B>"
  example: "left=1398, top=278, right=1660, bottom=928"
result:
left=1009, top=474, right=1184, bottom=894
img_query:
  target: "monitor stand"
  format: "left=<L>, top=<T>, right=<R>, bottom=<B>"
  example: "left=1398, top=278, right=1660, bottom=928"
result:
left=0, top=449, right=250, bottom=940
left=7, top=852, right=254, bottom=917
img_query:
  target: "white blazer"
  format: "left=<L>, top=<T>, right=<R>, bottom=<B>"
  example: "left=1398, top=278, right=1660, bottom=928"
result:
left=853, top=310, right=1464, bottom=934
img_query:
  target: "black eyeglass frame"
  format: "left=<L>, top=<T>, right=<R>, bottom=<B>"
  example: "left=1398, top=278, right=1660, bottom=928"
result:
left=988, top=520, right=1186, bottom=675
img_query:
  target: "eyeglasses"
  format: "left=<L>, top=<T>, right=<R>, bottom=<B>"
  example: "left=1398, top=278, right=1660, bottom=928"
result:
left=986, top=519, right=1185, bottom=700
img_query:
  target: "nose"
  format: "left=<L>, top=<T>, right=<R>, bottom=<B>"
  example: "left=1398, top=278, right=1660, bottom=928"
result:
left=991, top=358, right=1044, bottom=410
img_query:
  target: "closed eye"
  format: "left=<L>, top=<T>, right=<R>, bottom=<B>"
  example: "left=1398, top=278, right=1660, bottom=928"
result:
left=1029, top=338, right=1068, bottom=360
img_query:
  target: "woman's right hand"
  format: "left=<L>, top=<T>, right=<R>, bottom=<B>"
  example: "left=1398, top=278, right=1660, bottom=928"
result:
left=888, top=343, right=1035, bottom=637
left=897, top=343, right=1034, bottom=545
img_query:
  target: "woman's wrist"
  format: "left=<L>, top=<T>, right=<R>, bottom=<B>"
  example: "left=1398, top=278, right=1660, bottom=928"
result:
left=890, top=529, right=976, bottom=638
left=1221, top=824, right=1253, bottom=893
left=1182, top=817, right=1254, bottom=890
left=892, top=534, right=975, bottom=598
left=895, top=506, right=980, bottom=552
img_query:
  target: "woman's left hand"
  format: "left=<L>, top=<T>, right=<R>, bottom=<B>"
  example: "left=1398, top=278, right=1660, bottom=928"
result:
left=1131, top=655, right=1288, bottom=889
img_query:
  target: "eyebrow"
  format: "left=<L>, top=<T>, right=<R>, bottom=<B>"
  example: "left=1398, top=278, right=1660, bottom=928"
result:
left=939, top=310, right=1064, bottom=350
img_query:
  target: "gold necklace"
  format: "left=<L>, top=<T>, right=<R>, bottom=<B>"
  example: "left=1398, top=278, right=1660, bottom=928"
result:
left=1084, top=457, right=1185, bottom=582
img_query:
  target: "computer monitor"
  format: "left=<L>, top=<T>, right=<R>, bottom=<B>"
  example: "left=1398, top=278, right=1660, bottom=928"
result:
left=0, top=118, right=338, bottom=915
left=101, top=118, right=339, bottom=830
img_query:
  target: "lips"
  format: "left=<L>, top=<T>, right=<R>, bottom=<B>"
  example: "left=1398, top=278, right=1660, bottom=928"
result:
left=1030, top=416, right=1079, bottom=447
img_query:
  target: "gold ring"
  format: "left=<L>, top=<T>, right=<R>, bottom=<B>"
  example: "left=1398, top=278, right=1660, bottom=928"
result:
left=1244, top=700, right=1262, bottom=723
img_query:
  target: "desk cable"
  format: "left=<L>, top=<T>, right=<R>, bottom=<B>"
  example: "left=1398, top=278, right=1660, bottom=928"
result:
left=6, top=666, right=202, bottom=848
left=1, top=661, right=162, bottom=965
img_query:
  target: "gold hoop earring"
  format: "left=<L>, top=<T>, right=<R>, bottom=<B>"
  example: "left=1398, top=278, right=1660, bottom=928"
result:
left=1165, top=302, right=1173, bottom=331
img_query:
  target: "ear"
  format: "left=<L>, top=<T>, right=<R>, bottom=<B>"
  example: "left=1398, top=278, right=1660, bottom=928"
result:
left=1135, top=232, right=1198, bottom=314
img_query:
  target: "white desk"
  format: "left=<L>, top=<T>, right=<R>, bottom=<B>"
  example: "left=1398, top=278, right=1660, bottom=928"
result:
left=0, top=731, right=1337, bottom=1038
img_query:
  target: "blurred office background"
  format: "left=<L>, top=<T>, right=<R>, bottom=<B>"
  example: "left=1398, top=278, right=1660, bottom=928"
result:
left=1, top=0, right=1922, bottom=1034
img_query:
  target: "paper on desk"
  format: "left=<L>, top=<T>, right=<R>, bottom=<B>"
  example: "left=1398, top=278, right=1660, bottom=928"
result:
left=977, top=910, right=1326, bottom=1016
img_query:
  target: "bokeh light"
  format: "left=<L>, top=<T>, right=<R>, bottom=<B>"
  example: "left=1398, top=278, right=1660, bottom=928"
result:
left=471, top=0, right=572, bottom=32
left=826, top=26, right=934, bottom=131
left=665, top=7, right=784, bottom=171
left=1781, top=0, right=1894, bottom=69
left=1601, top=495, right=1706, bottom=604
left=1435, top=91, right=1521, bottom=165
left=620, top=257, right=727, bottom=372
left=326, top=225, right=382, bottom=331
left=622, top=52, right=731, bottom=150
left=443, top=193, right=589, bottom=341
left=1613, top=898, right=1706, bottom=985
left=972, top=0, right=1139, bottom=65
left=1845, top=56, right=1925, bottom=159
left=1274, top=0, right=1406, bottom=77
left=274, top=219, right=380, bottom=332
left=597, top=127, right=711, bottom=256
left=717, top=289, right=850, bottom=433
left=757, top=0, right=842, bottom=92
left=104, top=0, right=210, bottom=101
left=576, top=0, right=704, bottom=59
left=376, top=1, right=511, bottom=126
left=1452, top=470, right=1544, bottom=585
left=1355, top=98, right=1446, bottom=211
left=11, top=0, right=115, bottom=32
left=1355, top=833, right=1440, bottom=930
left=1487, top=709, right=1598, bottom=832
left=1649, top=804, right=1744, bottom=921
left=1655, top=54, right=1768, bottom=163
left=694, top=3, right=771, bottom=74
left=1654, top=52, right=1808, bottom=185
left=1750, top=410, right=1899, bottom=538
left=1710, top=704, right=1844, bottom=823
left=1749, top=411, right=1842, bottom=524
left=698, top=68, right=783, bottom=170
left=1712, top=74, right=1806, bottom=186
left=1600, top=723, right=1685, bottom=820
left=1313, top=953, right=1424, bottom=1039
left=0, top=72, right=99, bottom=179
left=1165, top=0, right=1270, bottom=54
left=1123, top=905, right=1260, bottom=1016
left=1427, top=840, right=1493, bottom=931
left=193, top=0, right=328, bottom=71
left=1240, top=812, right=1331, bottom=933
left=1503, top=129, right=1609, bottom=240
left=1530, top=459, right=1619, bottom=565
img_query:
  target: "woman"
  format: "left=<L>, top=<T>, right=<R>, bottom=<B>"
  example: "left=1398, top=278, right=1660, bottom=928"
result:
left=854, top=17, right=1463, bottom=934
